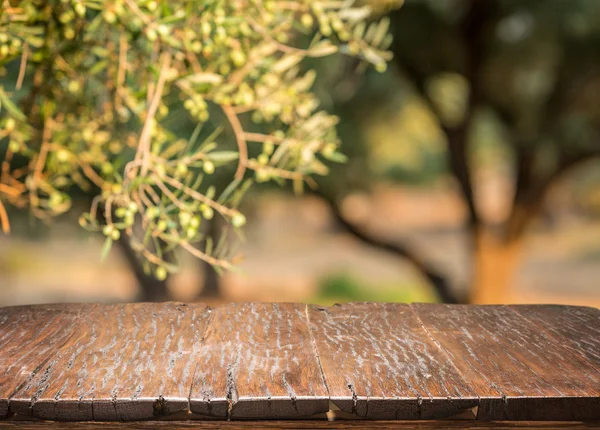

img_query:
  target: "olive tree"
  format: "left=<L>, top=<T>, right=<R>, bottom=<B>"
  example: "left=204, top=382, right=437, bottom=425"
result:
left=0, top=0, right=395, bottom=296
left=318, top=0, right=600, bottom=304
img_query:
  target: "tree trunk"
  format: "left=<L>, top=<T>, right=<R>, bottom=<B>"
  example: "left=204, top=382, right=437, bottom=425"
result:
left=197, top=219, right=222, bottom=299
left=470, top=231, right=522, bottom=304
left=199, top=260, right=221, bottom=299
left=116, top=236, right=171, bottom=302
left=314, top=192, right=461, bottom=303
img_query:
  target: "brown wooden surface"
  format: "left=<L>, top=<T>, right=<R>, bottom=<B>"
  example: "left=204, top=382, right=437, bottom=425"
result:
left=0, top=305, right=85, bottom=418
left=188, top=303, right=329, bottom=418
left=0, top=421, right=598, bottom=429
left=509, top=305, right=600, bottom=369
left=412, top=304, right=600, bottom=421
left=307, top=303, right=477, bottom=419
left=0, top=302, right=599, bottom=422
left=10, top=303, right=211, bottom=421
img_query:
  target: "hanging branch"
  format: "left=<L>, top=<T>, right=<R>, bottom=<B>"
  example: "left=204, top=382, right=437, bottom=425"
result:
left=0, top=0, right=399, bottom=280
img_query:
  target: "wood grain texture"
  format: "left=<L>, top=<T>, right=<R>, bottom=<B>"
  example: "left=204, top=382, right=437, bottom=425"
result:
left=9, top=303, right=211, bottom=421
left=509, top=305, right=600, bottom=369
left=189, top=302, right=329, bottom=418
left=307, top=303, right=478, bottom=419
left=0, top=304, right=86, bottom=418
left=412, top=304, right=600, bottom=421
left=1, top=421, right=598, bottom=429
left=1, top=302, right=599, bottom=423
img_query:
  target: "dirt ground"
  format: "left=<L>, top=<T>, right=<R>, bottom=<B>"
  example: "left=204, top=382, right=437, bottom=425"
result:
left=1, top=186, right=599, bottom=307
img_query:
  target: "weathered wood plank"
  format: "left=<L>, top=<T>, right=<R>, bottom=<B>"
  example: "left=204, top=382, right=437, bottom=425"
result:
left=412, top=304, right=600, bottom=421
left=189, top=302, right=329, bottom=418
left=0, top=304, right=86, bottom=418
left=307, top=302, right=478, bottom=419
left=509, top=305, right=600, bottom=369
left=1, top=302, right=599, bottom=423
left=9, top=303, right=211, bottom=421
left=0, top=420, right=597, bottom=429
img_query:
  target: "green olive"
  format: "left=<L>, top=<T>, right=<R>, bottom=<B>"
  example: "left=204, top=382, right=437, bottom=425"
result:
left=155, top=266, right=168, bottom=281
left=203, top=160, right=215, bottom=174
left=231, top=213, right=246, bottom=228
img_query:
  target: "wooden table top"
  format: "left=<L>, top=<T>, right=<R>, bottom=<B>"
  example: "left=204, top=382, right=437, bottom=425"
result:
left=0, top=303, right=598, bottom=423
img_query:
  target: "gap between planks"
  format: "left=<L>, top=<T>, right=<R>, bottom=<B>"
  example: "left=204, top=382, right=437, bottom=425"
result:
left=408, top=303, right=484, bottom=420
left=1, top=302, right=599, bottom=422
left=304, top=304, right=331, bottom=402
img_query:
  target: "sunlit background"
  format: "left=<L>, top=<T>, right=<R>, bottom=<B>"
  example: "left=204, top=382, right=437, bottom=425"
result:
left=2, top=0, right=600, bottom=307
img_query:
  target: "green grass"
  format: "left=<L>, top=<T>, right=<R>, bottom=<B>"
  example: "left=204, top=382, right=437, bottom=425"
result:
left=309, top=272, right=436, bottom=305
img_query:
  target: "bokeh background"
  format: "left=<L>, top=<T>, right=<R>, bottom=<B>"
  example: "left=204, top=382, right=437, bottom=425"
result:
left=2, top=0, right=600, bottom=307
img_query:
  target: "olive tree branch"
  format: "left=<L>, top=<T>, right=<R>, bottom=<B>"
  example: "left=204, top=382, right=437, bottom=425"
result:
left=222, top=104, right=248, bottom=180
left=135, top=52, right=171, bottom=176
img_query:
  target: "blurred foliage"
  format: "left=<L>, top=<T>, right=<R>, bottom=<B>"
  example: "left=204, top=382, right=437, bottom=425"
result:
left=393, top=0, right=600, bottom=172
left=313, top=272, right=433, bottom=304
left=0, top=0, right=398, bottom=279
left=302, top=0, right=600, bottom=304
left=317, top=0, right=600, bottom=212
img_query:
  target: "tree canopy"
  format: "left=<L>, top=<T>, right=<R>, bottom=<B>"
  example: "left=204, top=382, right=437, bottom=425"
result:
left=0, top=0, right=396, bottom=280
left=314, top=0, right=600, bottom=303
